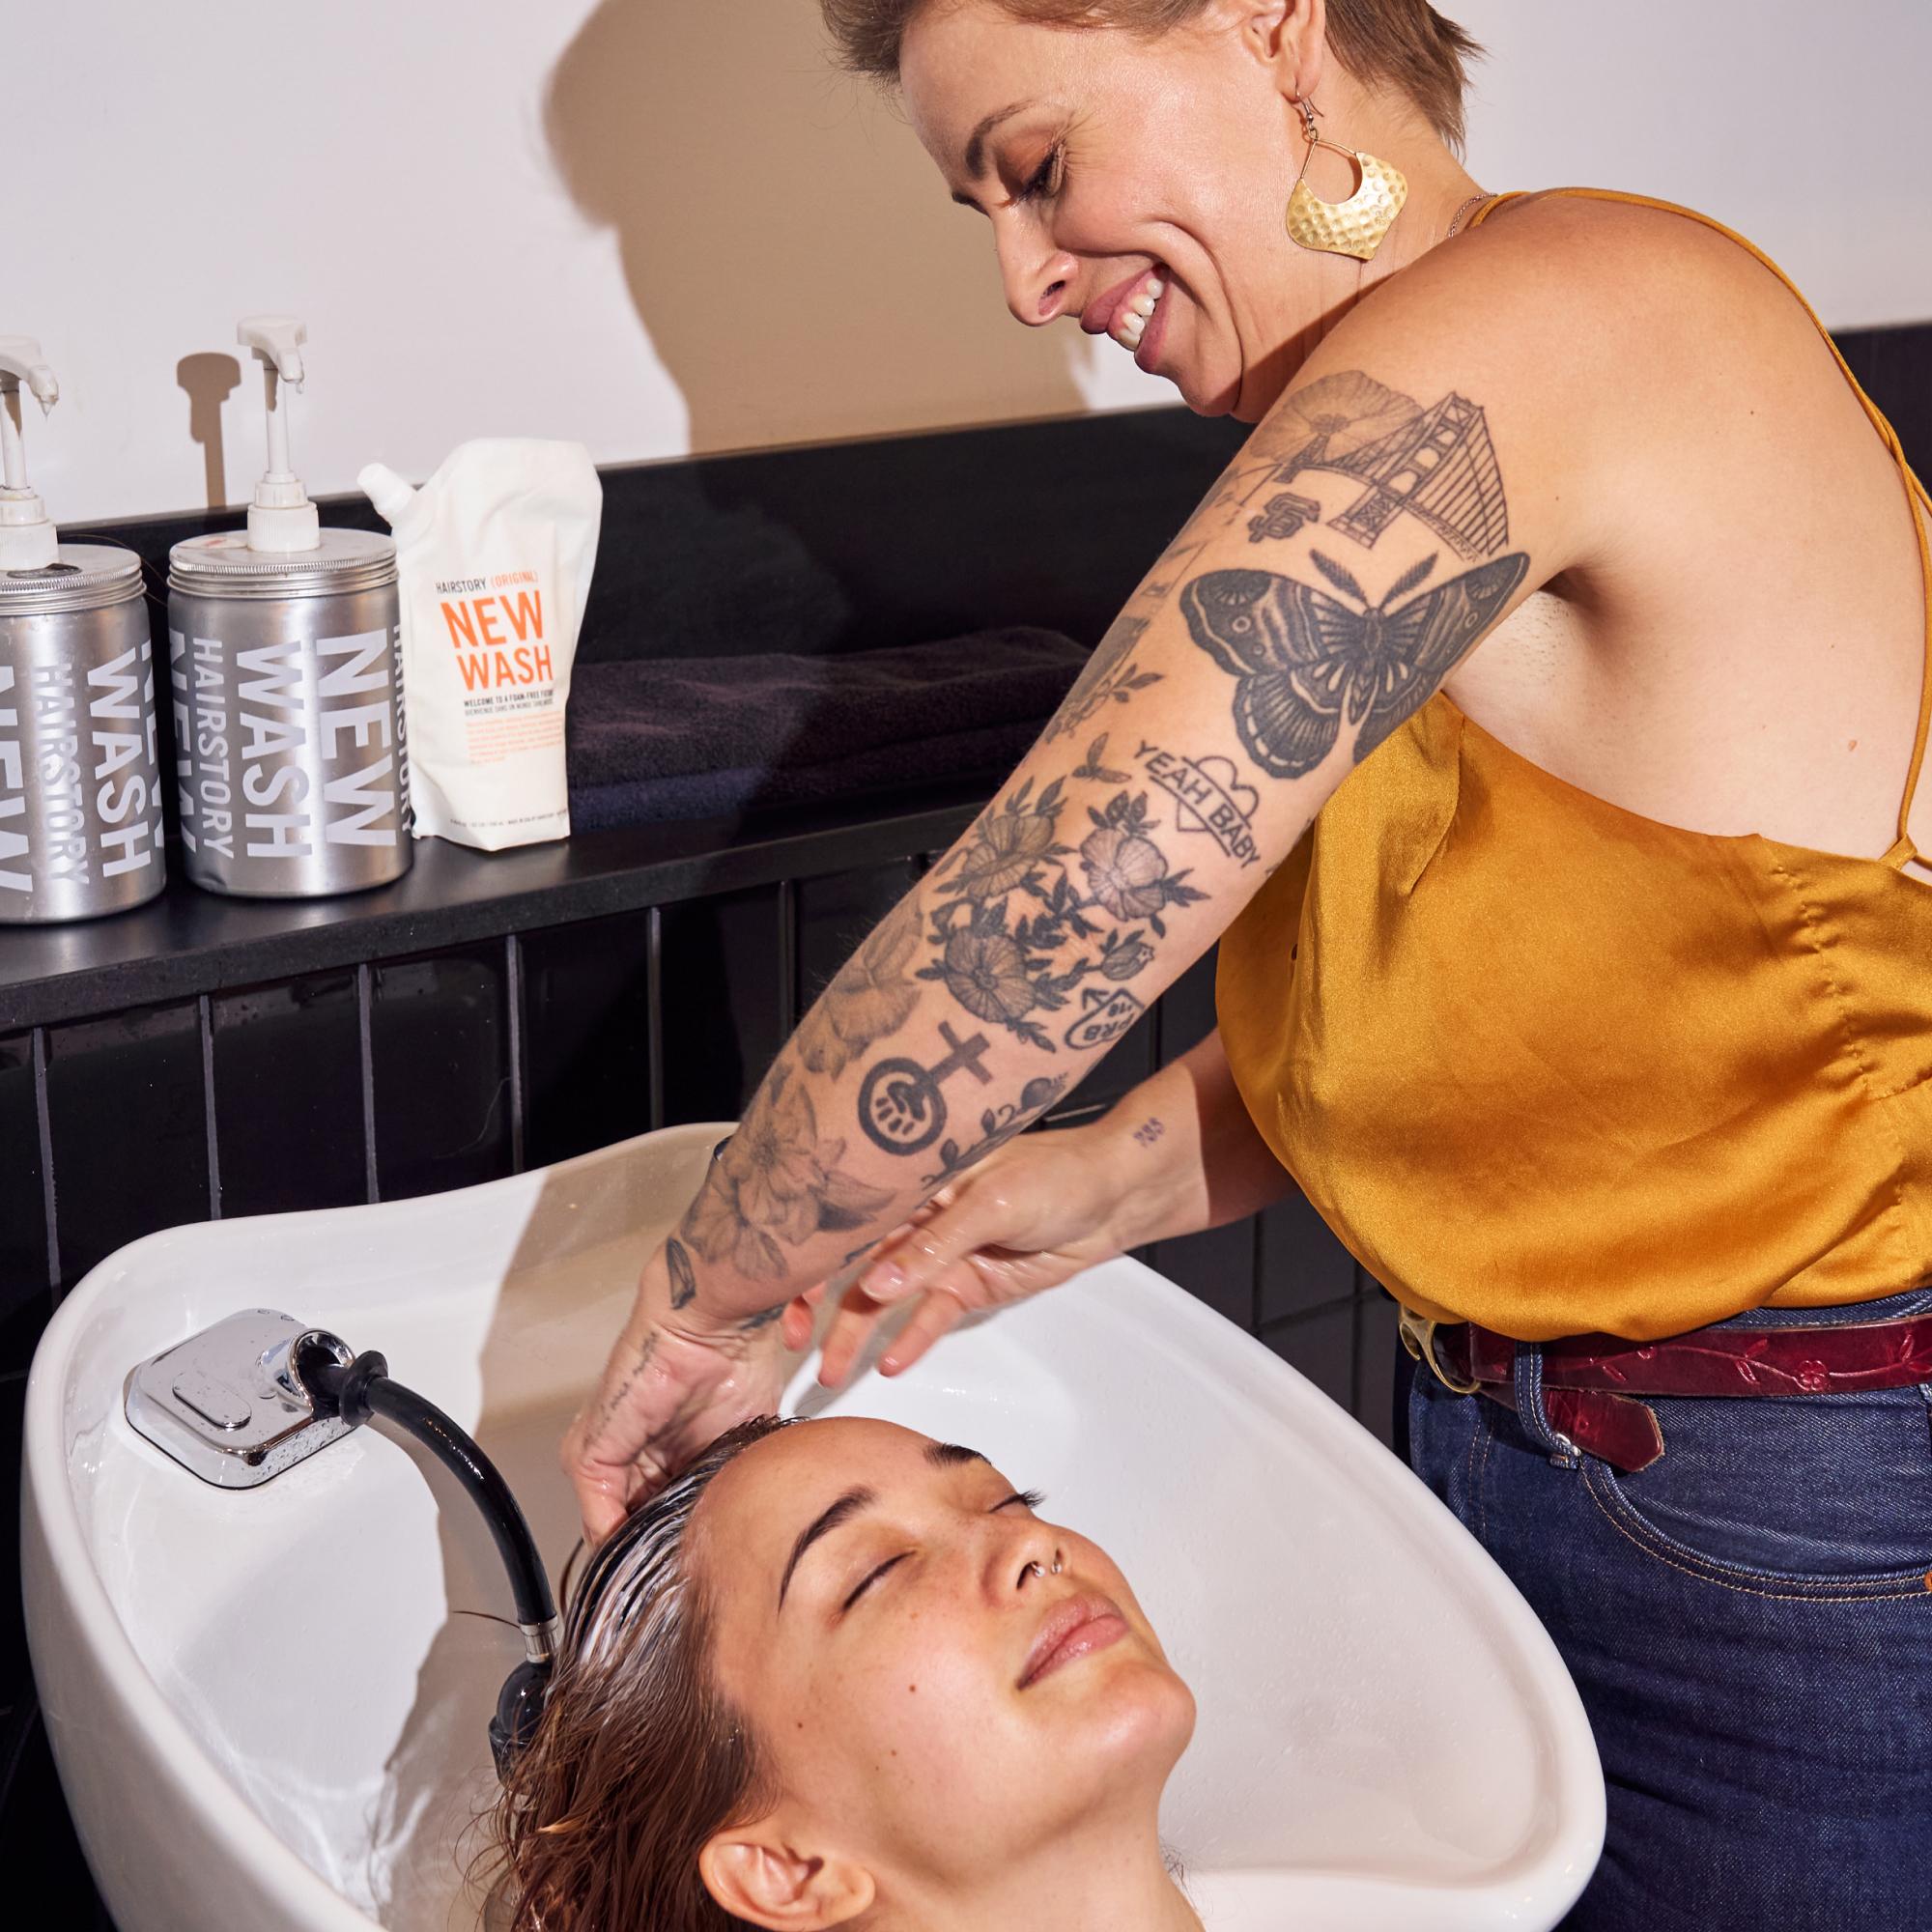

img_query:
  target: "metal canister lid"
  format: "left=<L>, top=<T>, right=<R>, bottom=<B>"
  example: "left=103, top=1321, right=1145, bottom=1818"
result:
left=168, top=526, right=396, bottom=600
left=0, top=542, right=145, bottom=617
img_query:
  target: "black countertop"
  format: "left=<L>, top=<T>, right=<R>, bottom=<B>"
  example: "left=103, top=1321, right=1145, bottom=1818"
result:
left=0, top=783, right=986, bottom=1033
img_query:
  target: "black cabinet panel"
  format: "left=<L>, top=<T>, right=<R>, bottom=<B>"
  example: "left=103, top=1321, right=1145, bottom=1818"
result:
left=44, top=1002, right=208, bottom=1286
left=1353, top=1289, right=1403, bottom=1452
left=521, top=911, right=656, bottom=1167
left=211, top=973, right=365, bottom=1217
left=0, top=1374, right=26, bottom=1713
left=370, top=948, right=514, bottom=1201
left=1256, top=1185, right=1357, bottom=1325
left=0, top=1703, right=106, bottom=1929
left=1145, top=1216, right=1256, bottom=1331
left=658, top=888, right=787, bottom=1124
left=1156, top=947, right=1220, bottom=1058
left=1261, top=1300, right=1356, bottom=1413
left=0, top=1036, right=47, bottom=1372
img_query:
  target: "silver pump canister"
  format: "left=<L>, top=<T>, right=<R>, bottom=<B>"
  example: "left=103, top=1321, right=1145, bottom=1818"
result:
left=0, top=338, right=166, bottom=923
left=167, top=316, right=411, bottom=896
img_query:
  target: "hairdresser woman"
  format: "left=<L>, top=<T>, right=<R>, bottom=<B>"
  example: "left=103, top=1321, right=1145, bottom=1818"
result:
left=567, top=2, right=1932, bottom=1924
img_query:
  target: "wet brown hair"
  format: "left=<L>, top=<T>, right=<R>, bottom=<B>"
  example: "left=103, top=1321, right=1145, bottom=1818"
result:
left=820, top=0, right=1483, bottom=150
left=485, top=1417, right=798, bottom=1932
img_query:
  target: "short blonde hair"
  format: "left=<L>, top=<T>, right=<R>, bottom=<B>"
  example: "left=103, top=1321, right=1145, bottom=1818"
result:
left=820, top=0, right=1483, bottom=150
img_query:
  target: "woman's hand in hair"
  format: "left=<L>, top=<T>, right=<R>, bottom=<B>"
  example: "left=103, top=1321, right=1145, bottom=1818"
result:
left=786, top=1116, right=1142, bottom=1386
left=563, top=1244, right=793, bottom=1544
left=781, top=1027, right=1299, bottom=1383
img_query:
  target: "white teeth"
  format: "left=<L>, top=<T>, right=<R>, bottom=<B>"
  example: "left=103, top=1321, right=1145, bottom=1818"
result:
left=1114, top=270, right=1165, bottom=350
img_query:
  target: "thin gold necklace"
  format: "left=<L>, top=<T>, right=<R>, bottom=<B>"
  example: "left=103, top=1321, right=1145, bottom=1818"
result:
left=1445, top=190, right=1491, bottom=240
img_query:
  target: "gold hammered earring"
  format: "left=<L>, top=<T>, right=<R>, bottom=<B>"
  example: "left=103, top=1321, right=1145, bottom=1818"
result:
left=1284, top=95, right=1408, bottom=261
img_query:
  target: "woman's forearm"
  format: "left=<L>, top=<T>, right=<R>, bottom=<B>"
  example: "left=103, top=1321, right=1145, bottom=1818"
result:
left=659, top=767, right=1285, bottom=1330
left=658, top=831, right=1199, bottom=1326
left=1086, top=1028, right=1301, bottom=1253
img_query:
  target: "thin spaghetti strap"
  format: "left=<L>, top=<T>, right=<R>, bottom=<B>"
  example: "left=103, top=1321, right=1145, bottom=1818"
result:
left=1471, top=186, right=1932, bottom=867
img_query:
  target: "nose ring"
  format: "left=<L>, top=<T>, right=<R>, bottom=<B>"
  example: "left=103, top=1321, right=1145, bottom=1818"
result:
left=1025, top=1551, right=1065, bottom=1579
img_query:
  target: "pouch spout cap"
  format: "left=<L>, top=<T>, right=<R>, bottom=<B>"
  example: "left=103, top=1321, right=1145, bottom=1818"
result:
left=357, top=461, right=418, bottom=526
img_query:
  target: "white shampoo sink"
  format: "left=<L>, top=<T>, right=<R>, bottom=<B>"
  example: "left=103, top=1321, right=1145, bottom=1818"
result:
left=22, top=1124, right=1603, bottom=1930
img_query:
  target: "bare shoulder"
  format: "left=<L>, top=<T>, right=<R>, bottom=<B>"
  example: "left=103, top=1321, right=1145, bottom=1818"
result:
left=1348, top=189, right=1835, bottom=409
left=1317, top=190, right=1799, bottom=389
left=1273, top=189, right=1838, bottom=572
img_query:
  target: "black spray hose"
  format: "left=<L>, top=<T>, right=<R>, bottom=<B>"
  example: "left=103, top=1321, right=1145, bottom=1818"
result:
left=293, top=1333, right=561, bottom=1781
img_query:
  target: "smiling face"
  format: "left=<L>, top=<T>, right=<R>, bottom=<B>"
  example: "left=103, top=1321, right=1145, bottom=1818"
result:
left=898, top=0, right=1346, bottom=419
left=697, top=1415, right=1195, bottom=1901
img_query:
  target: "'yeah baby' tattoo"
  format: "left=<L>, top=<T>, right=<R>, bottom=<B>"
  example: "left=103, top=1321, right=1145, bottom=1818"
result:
left=1133, top=740, right=1262, bottom=868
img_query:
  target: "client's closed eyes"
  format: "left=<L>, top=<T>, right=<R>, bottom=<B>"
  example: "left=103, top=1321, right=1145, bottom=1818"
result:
left=838, top=1488, right=1049, bottom=1613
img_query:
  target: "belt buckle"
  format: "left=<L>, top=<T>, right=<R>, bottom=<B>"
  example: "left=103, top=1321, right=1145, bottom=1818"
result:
left=1398, top=1306, right=1484, bottom=1395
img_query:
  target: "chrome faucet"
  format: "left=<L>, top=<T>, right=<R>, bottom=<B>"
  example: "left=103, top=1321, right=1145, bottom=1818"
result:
left=125, top=1309, right=356, bottom=1489
left=127, top=1308, right=562, bottom=1777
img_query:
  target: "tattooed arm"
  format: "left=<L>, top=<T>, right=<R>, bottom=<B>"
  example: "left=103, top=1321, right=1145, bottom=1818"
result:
left=566, top=304, right=1580, bottom=1534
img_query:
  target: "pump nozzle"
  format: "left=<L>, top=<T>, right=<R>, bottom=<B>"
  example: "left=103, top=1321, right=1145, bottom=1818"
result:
left=237, top=313, right=321, bottom=553
left=0, top=336, right=60, bottom=570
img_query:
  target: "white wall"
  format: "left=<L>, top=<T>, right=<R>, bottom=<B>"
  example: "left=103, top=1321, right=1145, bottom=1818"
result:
left=13, top=0, right=1931, bottom=526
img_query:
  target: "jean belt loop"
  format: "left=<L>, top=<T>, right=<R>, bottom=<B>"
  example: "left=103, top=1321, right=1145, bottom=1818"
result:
left=1512, top=1334, right=1580, bottom=1468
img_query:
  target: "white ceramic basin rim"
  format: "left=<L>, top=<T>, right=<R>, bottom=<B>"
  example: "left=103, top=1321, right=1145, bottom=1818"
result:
left=23, top=1123, right=1604, bottom=1932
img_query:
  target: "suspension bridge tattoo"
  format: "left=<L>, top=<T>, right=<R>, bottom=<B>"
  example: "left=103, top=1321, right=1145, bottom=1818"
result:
left=1180, top=547, right=1528, bottom=778
left=1226, top=370, right=1512, bottom=561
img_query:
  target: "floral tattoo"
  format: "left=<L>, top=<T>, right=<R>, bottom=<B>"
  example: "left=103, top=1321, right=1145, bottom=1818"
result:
left=795, top=898, right=923, bottom=1079
left=914, top=777, right=1206, bottom=1052
left=1040, top=614, right=1164, bottom=746
left=679, top=1063, right=895, bottom=1281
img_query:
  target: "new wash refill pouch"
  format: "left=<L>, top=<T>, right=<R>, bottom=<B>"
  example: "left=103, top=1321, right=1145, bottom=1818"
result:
left=359, top=440, right=601, bottom=848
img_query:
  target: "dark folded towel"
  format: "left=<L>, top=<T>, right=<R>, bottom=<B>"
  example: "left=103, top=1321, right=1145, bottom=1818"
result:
left=566, top=628, right=1088, bottom=829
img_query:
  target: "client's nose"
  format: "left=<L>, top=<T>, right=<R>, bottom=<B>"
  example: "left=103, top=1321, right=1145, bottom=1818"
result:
left=1014, top=1545, right=1065, bottom=1590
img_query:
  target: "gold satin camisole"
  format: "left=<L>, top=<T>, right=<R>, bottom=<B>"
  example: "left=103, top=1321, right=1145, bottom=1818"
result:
left=1215, top=189, right=1932, bottom=1343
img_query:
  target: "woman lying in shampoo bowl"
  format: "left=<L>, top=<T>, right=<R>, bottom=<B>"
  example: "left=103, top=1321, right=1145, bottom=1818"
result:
left=567, top=4, right=1932, bottom=1926
left=496, top=1417, right=1197, bottom=1932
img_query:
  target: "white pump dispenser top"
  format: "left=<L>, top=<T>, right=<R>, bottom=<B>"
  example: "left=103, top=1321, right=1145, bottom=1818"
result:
left=238, top=314, right=322, bottom=554
left=0, top=335, right=61, bottom=570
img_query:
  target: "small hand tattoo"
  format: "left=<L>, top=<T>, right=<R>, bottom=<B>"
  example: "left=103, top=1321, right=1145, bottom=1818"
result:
left=666, top=1236, right=697, bottom=1311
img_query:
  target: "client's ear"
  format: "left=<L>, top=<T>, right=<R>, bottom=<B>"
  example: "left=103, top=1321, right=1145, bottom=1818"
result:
left=699, top=1828, right=875, bottom=1929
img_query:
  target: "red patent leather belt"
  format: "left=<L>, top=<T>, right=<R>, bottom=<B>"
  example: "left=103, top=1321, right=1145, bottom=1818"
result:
left=1398, top=1299, right=1932, bottom=1474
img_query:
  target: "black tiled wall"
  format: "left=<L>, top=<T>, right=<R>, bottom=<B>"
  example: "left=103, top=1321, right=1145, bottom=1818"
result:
left=521, top=909, right=659, bottom=1167
left=370, top=946, right=518, bottom=1199
left=209, top=972, right=367, bottom=1216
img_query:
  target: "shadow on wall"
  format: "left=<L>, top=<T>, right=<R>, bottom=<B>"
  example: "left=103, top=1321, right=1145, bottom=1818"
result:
left=544, top=0, right=1090, bottom=453
left=176, top=353, right=242, bottom=512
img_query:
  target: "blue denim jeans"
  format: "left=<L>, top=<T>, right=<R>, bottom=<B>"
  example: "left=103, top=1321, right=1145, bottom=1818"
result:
left=1403, top=1284, right=1932, bottom=1931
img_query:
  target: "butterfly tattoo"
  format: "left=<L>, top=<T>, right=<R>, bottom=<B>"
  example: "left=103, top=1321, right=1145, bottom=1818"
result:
left=1179, top=548, right=1529, bottom=778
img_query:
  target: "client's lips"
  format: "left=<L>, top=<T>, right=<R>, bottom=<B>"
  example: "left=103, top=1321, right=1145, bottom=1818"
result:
left=1018, top=1592, right=1130, bottom=1690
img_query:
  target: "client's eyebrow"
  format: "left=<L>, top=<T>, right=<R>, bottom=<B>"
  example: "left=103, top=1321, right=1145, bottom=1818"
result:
left=779, top=1487, right=876, bottom=1610
left=924, top=1441, right=988, bottom=1469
